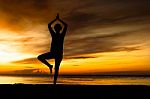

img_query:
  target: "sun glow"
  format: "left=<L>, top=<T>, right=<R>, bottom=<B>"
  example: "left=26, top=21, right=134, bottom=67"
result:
left=0, top=30, right=34, bottom=63
left=0, top=51, right=33, bottom=63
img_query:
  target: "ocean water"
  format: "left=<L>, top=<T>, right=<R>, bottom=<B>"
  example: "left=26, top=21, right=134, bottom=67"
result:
left=0, top=75, right=149, bottom=85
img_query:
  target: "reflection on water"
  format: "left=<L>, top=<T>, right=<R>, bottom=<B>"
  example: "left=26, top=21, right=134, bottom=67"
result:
left=0, top=76, right=150, bottom=85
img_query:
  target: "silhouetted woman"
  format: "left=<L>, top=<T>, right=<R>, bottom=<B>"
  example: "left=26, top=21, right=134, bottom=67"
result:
left=37, top=14, right=68, bottom=85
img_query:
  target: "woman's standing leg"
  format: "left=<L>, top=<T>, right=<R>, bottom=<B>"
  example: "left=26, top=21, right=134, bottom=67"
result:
left=54, top=55, right=62, bottom=85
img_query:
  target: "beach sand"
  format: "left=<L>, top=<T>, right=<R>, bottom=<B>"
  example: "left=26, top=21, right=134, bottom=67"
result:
left=0, top=84, right=149, bottom=98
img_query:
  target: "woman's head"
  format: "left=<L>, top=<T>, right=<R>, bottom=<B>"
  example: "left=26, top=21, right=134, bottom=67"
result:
left=54, top=24, right=62, bottom=33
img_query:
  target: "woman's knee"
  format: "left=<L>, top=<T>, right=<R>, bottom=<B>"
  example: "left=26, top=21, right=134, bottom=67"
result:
left=37, top=55, right=43, bottom=60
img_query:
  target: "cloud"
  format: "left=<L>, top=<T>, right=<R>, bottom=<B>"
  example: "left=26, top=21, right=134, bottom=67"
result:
left=63, top=0, right=150, bottom=32
left=0, top=0, right=150, bottom=58
left=12, top=57, right=39, bottom=64
left=64, top=29, right=143, bottom=56
left=66, top=56, right=96, bottom=59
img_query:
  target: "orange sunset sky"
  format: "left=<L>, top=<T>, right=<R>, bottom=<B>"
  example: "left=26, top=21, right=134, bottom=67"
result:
left=0, top=0, right=150, bottom=75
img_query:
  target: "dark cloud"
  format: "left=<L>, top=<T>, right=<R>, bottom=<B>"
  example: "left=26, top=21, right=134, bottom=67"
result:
left=12, top=58, right=39, bottom=64
left=66, top=56, right=96, bottom=59
left=32, top=0, right=49, bottom=10
left=63, top=0, right=150, bottom=32
left=25, top=66, right=34, bottom=69
left=112, top=46, right=140, bottom=52
left=64, top=30, right=142, bottom=56
left=1, top=0, right=150, bottom=31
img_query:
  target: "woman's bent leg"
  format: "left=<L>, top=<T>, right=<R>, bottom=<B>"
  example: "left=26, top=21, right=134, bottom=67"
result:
left=37, top=52, right=54, bottom=74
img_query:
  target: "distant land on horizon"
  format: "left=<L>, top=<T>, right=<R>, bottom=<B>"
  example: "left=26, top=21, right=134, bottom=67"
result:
left=0, top=70, right=150, bottom=77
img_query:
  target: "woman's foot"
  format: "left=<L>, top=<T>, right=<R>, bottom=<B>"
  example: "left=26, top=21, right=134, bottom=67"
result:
left=48, top=65, right=53, bottom=74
